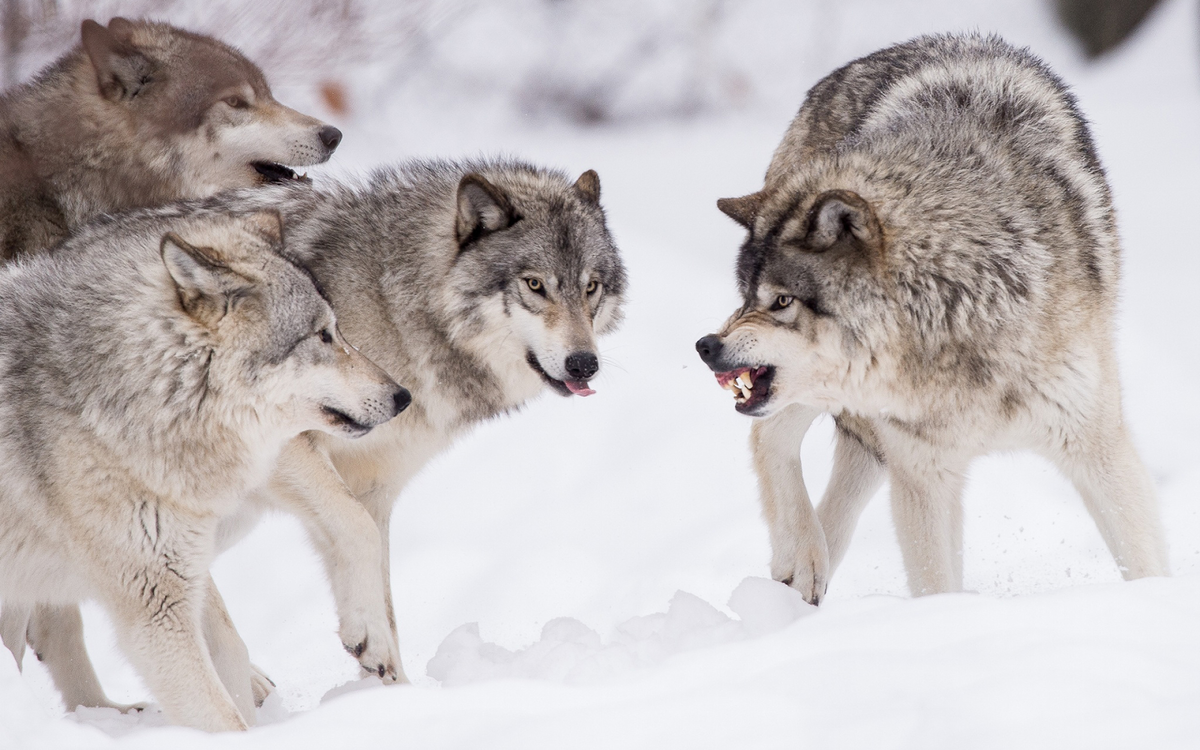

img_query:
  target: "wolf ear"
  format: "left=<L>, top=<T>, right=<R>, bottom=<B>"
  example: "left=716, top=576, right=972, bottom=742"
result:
left=161, top=233, right=253, bottom=328
left=573, top=170, right=601, bottom=204
left=240, top=210, right=284, bottom=246
left=804, top=190, right=883, bottom=255
left=456, top=173, right=518, bottom=249
left=81, top=18, right=153, bottom=102
left=717, top=192, right=765, bottom=229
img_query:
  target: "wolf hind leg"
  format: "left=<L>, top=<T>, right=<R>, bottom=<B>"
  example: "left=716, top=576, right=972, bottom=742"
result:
left=1050, top=422, right=1168, bottom=579
left=751, top=403, right=828, bottom=604
left=25, top=603, right=148, bottom=712
left=0, top=602, right=30, bottom=670
left=889, top=459, right=967, bottom=596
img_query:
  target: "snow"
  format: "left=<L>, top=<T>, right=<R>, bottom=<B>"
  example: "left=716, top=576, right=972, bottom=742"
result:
left=4, top=0, right=1200, bottom=748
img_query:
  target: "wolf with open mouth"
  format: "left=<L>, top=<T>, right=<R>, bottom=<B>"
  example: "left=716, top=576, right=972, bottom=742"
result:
left=13, top=158, right=626, bottom=705
left=0, top=17, right=341, bottom=261
left=697, top=33, right=1167, bottom=605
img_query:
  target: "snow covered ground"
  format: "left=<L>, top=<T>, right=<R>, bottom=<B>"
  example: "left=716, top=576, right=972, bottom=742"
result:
left=4, top=0, right=1200, bottom=747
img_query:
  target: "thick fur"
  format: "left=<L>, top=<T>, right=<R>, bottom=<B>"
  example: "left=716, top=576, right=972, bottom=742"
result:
left=0, top=17, right=340, bottom=262
left=244, top=158, right=627, bottom=682
left=17, top=158, right=626, bottom=695
left=698, top=34, right=1167, bottom=603
left=0, top=208, right=406, bottom=731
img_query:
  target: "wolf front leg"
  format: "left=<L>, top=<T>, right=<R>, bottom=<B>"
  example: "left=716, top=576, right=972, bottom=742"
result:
left=888, top=456, right=968, bottom=596
left=817, top=417, right=887, bottom=578
left=97, top=555, right=246, bottom=731
left=268, top=437, right=403, bottom=683
left=201, top=577, right=257, bottom=725
left=751, top=403, right=828, bottom=604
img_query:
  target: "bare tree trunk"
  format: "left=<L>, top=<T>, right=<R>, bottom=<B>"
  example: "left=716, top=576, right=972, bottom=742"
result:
left=1054, top=0, right=1164, bottom=58
left=3, top=0, right=30, bottom=88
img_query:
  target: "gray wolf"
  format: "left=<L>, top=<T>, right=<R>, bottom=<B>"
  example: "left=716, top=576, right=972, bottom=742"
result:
left=17, top=158, right=627, bottom=698
left=238, top=159, right=627, bottom=684
left=0, top=207, right=408, bottom=731
left=695, top=34, right=1168, bottom=604
left=0, top=15, right=342, bottom=711
left=0, top=16, right=341, bottom=262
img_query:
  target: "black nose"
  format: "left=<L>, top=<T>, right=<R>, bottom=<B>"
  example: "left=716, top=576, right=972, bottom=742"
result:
left=392, top=386, right=411, bottom=415
left=564, top=351, right=599, bottom=381
left=695, top=335, right=724, bottom=367
left=318, top=125, right=342, bottom=151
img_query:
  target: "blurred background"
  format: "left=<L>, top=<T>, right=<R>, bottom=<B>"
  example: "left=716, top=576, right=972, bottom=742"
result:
left=0, top=0, right=1181, bottom=125
left=3, top=0, right=1199, bottom=729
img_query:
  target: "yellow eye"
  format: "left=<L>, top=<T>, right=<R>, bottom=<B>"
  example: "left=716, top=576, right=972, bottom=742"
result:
left=526, top=278, right=543, bottom=292
left=775, top=295, right=794, bottom=310
left=586, top=280, right=599, bottom=295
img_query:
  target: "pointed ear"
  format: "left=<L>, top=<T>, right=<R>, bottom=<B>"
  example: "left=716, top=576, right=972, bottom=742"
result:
left=573, top=170, right=600, bottom=204
left=161, top=233, right=252, bottom=328
left=81, top=18, right=153, bottom=102
left=804, top=190, right=883, bottom=254
left=456, top=174, right=518, bottom=249
left=716, top=191, right=765, bottom=229
left=241, top=210, right=284, bottom=246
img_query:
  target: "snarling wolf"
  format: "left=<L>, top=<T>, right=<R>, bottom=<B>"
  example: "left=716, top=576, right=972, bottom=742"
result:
left=0, top=16, right=341, bottom=261
left=696, top=34, right=1167, bottom=604
left=0, top=208, right=407, bottom=731
left=14, top=158, right=626, bottom=701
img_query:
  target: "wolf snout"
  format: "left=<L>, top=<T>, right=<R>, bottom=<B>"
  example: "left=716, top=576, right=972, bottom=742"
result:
left=695, top=334, right=724, bottom=369
left=565, top=351, right=599, bottom=381
left=318, top=125, right=342, bottom=153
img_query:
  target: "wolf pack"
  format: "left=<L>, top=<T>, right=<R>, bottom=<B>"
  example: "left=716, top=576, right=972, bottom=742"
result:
left=0, top=18, right=1167, bottom=733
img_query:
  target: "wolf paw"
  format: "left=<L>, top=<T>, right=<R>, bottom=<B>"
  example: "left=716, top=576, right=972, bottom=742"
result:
left=772, top=541, right=829, bottom=606
left=250, top=663, right=276, bottom=707
left=341, top=621, right=405, bottom=685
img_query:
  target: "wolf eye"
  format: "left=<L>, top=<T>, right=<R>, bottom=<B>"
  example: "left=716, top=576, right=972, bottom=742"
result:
left=585, top=280, right=599, bottom=295
left=224, top=95, right=248, bottom=109
left=318, top=328, right=333, bottom=344
left=525, top=278, right=545, bottom=295
left=772, top=295, right=794, bottom=311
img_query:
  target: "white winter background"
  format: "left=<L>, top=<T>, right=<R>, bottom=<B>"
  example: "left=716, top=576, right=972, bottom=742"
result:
left=3, top=0, right=1199, bottom=748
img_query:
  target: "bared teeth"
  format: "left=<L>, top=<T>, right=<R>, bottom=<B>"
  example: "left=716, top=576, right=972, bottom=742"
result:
left=719, top=369, right=758, bottom=405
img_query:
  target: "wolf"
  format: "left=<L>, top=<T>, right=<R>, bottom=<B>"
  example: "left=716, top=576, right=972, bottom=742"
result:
left=236, top=159, right=627, bottom=684
left=696, top=34, right=1168, bottom=604
left=0, top=15, right=343, bottom=711
left=0, top=207, right=408, bottom=731
left=0, top=16, right=341, bottom=261
left=18, top=158, right=627, bottom=698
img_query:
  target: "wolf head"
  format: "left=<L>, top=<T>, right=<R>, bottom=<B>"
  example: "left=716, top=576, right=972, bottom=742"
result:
left=697, top=173, right=896, bottom=419
left=160, top=212, right=409, bottom=439
left=443, top=167, right=627, bottom=398
left=79, top=17, right=341, bottom=193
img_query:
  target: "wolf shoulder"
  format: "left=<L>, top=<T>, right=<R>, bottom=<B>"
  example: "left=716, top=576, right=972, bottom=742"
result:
left=769, top=34, right=1108, bottom=188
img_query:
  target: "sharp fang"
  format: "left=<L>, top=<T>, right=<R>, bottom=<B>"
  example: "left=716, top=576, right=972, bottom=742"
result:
left=739, top=384, right=751, bottom=399
left=736, top=373, right=751, bottom=389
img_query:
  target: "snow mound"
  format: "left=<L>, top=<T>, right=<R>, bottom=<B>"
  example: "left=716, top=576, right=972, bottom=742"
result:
left=427, top=577, right=813, bottom=686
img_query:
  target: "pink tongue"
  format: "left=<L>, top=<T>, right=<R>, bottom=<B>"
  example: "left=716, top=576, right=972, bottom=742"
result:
left=564, top=380, right=596, bottom=397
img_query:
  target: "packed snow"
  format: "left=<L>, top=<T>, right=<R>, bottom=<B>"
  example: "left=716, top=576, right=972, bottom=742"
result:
left=3, top=0, right=1200, bottom=748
